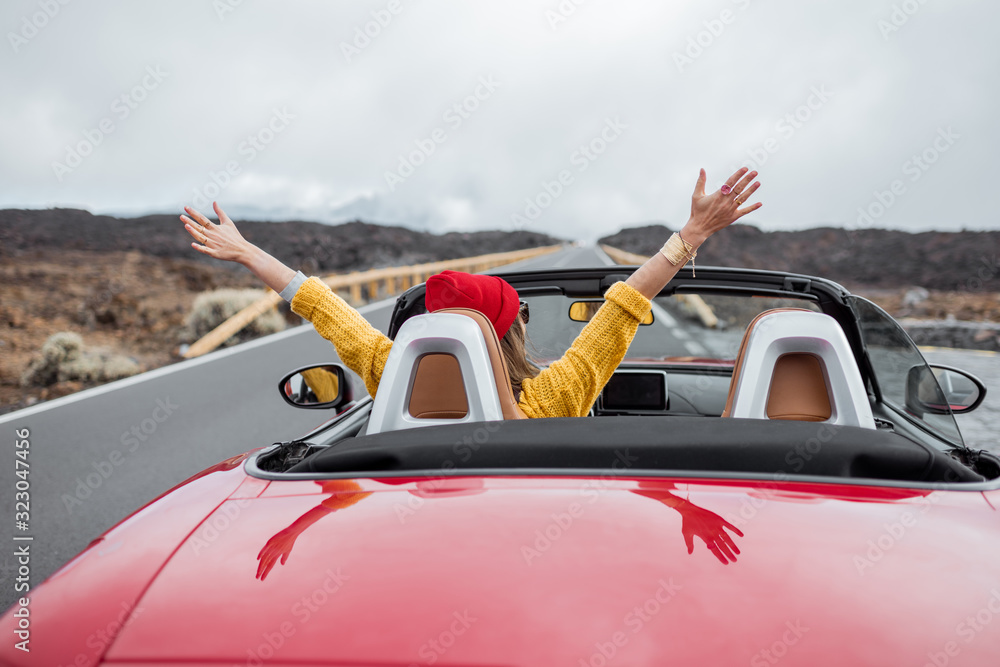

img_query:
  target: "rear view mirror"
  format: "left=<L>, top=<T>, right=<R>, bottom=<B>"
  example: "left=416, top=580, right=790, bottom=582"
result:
left=905, top=364, right=986, bottom=416
left=279, top=364, right=352, bottom=409
left=569, top=300, right=653, bottom=325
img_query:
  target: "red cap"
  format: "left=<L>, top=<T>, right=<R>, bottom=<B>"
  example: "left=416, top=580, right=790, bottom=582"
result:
left=425, top=270, right=520, bottom=338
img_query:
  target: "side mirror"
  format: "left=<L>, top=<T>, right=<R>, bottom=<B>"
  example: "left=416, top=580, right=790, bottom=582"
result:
left=905, top=364, right=986, bottom=416
left=569, top=300, right=653, bottom=325
left=930, top=364, right=986, bottom=414
left=278, top=364, right=353, bottom=409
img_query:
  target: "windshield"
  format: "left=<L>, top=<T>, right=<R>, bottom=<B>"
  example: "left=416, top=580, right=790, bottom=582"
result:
left=523, top=293, right=821, bottom=363
left=848, top=296, right=963, bottom=446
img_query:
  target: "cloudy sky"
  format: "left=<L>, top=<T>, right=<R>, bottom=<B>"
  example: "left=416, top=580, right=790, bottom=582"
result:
left=1, top=0, right=995, bottom=240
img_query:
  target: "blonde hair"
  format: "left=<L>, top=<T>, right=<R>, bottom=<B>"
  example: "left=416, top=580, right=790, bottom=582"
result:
left=499, top=316, right=539, bottom=402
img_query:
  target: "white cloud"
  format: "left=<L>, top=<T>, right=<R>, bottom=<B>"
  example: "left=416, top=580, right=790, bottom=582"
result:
left=1, top=0, right=997, bottom=240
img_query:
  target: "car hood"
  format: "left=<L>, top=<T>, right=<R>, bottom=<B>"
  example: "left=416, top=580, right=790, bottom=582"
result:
left=105, top=476, right=999, bottom=666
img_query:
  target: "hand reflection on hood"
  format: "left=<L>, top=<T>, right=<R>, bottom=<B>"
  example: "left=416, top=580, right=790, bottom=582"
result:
left=254, top=477, right=744, bottom=578
left=256, top=479, right=372, bottom=580
left=255, top=477, right=486, bottom=580
left=631, top=481, right=744, bottom=564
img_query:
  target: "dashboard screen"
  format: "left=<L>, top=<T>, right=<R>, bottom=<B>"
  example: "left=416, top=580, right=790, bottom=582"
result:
left=603, top=372, right=666, bottom=411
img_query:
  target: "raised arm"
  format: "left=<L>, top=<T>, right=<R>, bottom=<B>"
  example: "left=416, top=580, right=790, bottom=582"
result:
left=519, top=167, right=762, bottom=419
left=180, top=202, right=393, bottom=397
left=626, top=167, right=761, bottom=298
left=181, top=202, right=295, bottom=292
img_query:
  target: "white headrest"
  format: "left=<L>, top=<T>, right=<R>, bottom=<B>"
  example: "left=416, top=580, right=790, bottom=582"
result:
left=728, top=310, right=876, bottom=429
left=366, top=313, right=502, bottom=435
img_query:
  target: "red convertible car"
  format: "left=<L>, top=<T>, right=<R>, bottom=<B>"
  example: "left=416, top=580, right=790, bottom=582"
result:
left=3, top=266, right=999, bottom=666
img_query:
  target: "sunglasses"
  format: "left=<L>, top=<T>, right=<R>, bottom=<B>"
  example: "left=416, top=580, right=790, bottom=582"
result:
left=519, top=300, right=530, bottom=324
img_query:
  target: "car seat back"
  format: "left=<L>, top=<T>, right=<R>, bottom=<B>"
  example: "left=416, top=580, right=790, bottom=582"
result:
left=722, top=308, right=876, bottom=429
left=367, top=308, right=526, bottom=435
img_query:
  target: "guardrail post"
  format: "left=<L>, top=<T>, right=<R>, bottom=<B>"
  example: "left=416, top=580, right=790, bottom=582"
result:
left=349, top=272, right=362, bottom=305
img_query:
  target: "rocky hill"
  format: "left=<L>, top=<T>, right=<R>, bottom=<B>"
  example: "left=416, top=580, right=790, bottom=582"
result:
left=0, top=208, right=559, bottom=273
left=599, top=224, right=1000, bottom=291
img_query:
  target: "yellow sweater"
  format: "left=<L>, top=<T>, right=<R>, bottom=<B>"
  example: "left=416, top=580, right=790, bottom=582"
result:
left=290, top=278, right=652, bottom=418
left=299, top=367, right=340, bottom=403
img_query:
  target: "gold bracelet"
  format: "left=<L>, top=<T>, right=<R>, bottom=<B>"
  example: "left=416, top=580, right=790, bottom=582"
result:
left=659, top=232, right=697, bottom=276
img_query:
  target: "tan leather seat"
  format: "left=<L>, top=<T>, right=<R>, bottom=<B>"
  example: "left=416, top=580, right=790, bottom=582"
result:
left=765, top=353, right=832, bottom=421
left=722, top=308, right=875, bottom=429
left=722, top=308, right=812, bottom=419
left=408, top=308, right=527, bottom=421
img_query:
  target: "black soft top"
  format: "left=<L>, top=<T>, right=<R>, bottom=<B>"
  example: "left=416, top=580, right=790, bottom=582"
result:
left=286, top=416, right=981, bottom=484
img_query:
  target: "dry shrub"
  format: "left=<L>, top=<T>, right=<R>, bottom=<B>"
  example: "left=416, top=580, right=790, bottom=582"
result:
left=21, top=332, right=141, bottom=387
left=184, top=288, right=285, bottom=347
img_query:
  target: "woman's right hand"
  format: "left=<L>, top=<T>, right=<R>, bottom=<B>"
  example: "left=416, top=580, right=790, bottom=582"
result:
left=182, top=202, right=296, bottom=293
left=180, top=201, right=255, bottom=265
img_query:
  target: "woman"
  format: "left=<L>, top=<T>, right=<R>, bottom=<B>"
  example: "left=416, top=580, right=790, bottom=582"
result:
left=181, top=167, right=761, bottom=418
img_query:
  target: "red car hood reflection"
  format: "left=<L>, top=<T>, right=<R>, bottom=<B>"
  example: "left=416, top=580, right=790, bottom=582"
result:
left=101, top=477, right=999, bottom=666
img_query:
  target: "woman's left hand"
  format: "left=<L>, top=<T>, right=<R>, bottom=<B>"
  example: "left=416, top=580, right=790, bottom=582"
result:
left=682, top=167, right=763, bottom=246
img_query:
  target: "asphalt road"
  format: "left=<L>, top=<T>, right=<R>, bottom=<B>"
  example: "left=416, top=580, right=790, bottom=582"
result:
left=0, top=243, right=608, bottom=612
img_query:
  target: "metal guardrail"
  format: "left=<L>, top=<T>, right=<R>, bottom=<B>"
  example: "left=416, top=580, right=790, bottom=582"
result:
left=600, top=244, right=719, bottom=329
left=182, top=244, right=564, bottom=359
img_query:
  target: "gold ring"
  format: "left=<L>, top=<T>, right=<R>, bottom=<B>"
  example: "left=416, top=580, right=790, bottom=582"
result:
left=734, top=197, right=744, bottom=205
